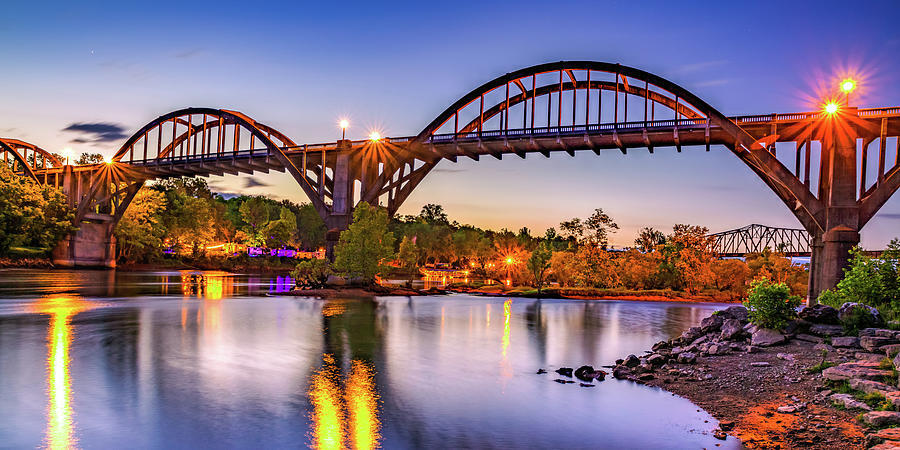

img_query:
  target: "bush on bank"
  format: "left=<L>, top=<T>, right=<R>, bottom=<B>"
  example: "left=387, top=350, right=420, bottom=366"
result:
left=744, top=279, right=802, bottom=329
left=819, top=240, right=900, bottom=323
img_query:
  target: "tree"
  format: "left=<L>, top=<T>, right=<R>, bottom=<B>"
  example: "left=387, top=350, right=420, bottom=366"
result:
left=114, top=187, right=166, bottom=262
left=527, top=241, right=553, bottom=296
left=634, top=227, right=666, bottom=252
left=549, top=251, right=579, bottom=287
left=291, top=259, right=333, bottom=289
left=418, top=204, right=449, bottom=225
left=397, top=236, right=419, bottom=285
left=618, top=249, right=662, bottom=290
left=668, top=224, right=715, bottom=294
left=710, top=259, right=751, bottom=300
left=584, top=208, right=619, bottom=248
left=818, top=241, right=900, bottom=317
left=262, top=206, right=297, bottom=248
left=559, top=218, right=584, bottom=242
left=0, top=164, right=75, bottom=252
left=574, top=245, right=619, bottom=288
left=334, top=203, right=396, bottom=284
left=296, top=203, right=326, bottom=249
left=76, top=152, right=104, bottom=165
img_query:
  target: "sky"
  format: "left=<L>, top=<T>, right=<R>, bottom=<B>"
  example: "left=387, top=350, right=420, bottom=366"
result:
left=2, top=0, right=900, bottom=247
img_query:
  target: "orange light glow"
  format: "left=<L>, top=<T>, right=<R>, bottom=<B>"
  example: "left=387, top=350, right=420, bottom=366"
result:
left=840, top=78, right=856, bottom=93
left=824, top=102, right=839, bottom=115
left=309, top=356, right=344, bottom=450
left=345, top=361, right=381, bottom=450
left=505, top=257, right=513, bottom=265
left=368, top=131, right=381, bottom=141
left=29, top=296, right=96, bottom=450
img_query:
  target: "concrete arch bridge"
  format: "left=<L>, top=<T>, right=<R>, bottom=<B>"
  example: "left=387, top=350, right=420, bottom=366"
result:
left=6, top=61, right=900, bottom=300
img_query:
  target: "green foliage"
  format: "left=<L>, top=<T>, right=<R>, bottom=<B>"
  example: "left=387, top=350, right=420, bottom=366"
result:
left=817, top=244, right=900, bottom=321
left=114, top=187, right=166, bottom=262
left=334, top=203, right=395, bottom=283
left=743, top=279, right=802, bottom=329
left=291, top=259, right=333, bottom=289
left=397, top=236, right=418, bottom=283
left=527, top=241, right=553, bottom=296
left=0, top=165, right=75, bottom=253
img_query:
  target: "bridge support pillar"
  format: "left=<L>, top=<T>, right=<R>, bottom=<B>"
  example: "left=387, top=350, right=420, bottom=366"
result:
left=51, top=165, right=117, bottom=268
left=808, top=120, right=860, bottom=302
left=324, top=140, right=354, bottom=261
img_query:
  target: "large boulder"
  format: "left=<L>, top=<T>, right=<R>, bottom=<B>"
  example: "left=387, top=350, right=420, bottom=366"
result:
left=718, top=305, right=749, bottom=322
left=830, top=393, right=873, bottom=411
left=720, top=318, right=746, bottom=341
left=849, top=378, right=896, bottom=395
left=798, top=304, right=840, bottom=324
left=700, top=314, right=724, bottom=333
left=751, top=328, right=787, bottom=347
left=823, top=361, right=894, bottom=382
left=839, top=302, right=885, bottom=329
left=861, top=336, right=900, bottom=353
left=677, top=352, right=697, bottom=364
left=680, top=327, right=704, bottom=342
left=862, top=411, right=900, bottom=428
left=623, top=354, right=640, bottom=368
left=808, top=324, right=845, bottom=337
left=831, top=336, right=861, bottom=348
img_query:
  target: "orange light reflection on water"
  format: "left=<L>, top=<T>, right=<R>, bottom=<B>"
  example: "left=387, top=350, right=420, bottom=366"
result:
left=308, top=355, right=381, bottom=449
left=28, top=296, right=95, bottom=450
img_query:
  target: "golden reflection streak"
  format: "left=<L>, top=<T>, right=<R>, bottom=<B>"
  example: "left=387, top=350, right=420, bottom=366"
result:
left=29, top=296, right=95, bottom=450
left=309, top=355, right=345, bottom=450
left=308, top=356, right=381, bottom=450
left=345, top=361, right=381, bottom=450
left=502, top=299, right=512, bottom=359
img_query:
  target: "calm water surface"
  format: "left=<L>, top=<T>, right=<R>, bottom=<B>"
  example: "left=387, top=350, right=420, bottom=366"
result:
left=0, top=269, right=741, bottom=449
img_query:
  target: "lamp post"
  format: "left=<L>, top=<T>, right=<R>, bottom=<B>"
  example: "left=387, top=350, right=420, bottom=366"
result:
left=339, top=119, right=349, bottom=140
left=63, top=148, right=72, bottom=165
left=505, top=256, right=514, bottom=286
left=840, top=79, right=855, bottom=106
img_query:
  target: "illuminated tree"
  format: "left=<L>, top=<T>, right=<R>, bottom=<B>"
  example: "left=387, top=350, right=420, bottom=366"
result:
left=634, top=227, right=666, bottom=252
left=549, top=251, right=579, bottom=287
left=114, top=187, right=166, bottom=262
left=334, top=202, right=396, bottom=284
left=0, top=165, right=75, bottom=252
left=527, top=241, right=553, bottom=296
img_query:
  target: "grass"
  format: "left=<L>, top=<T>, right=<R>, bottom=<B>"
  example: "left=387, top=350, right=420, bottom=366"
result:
left=806, top=361, right=837, bottom=373
left=8, top=246, right=49, bottom=257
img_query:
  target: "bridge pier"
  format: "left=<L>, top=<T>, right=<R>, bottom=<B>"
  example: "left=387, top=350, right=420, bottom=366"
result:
left=323, top=140, right=354, bottom=261
left=807, top=118, right=860, bottom=302
left=51, top=165, right=117, bottom=268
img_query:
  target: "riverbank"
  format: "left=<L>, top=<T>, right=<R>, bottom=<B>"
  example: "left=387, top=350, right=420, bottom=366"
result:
left=0, top=257, right=53, bottom=269
left=606, top=305, right=900, bottom=449
left=281, top=285, right=442, bottom=298
left=446, top=284, right=740, bottom=303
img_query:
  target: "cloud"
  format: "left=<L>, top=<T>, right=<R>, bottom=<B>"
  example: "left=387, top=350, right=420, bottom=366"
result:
left=174, top=48, right=204, bottom=59
left=879, top=213, right=900, bottom=220
left=244, top=177, right=271, bottom=189
left=694, top=79, right=731, bottom=88
left=433, top=168, right=467, bottom=173
left=674, top=60, right=728, bottom=74
left=62, top=122, right=129, bottom=144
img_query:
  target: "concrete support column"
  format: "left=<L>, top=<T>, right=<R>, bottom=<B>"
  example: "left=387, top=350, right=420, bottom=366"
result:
left=51, top=165, right=117, bottom=268
left=810, top=113, right=860, bottom=301
left=325, top=140, right=353, bottom=260
left=806, top=232, right=823, bottom=305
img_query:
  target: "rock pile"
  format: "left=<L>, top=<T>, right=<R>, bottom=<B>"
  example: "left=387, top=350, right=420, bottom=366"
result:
left=613, top=303, right=900, bottom=448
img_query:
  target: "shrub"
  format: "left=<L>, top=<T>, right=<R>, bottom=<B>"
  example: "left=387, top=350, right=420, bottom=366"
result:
left=743, top=279, right=802, bottom=329
left=291, top=259, right=333, bottom=289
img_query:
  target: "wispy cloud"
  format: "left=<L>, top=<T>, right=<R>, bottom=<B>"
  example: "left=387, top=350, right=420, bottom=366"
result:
left=434, top=168, right=467, bottom=173
left=879, top=213, right=900, bottom=220
left=244, top=178, right=271, bottom=189
left=174, top=48, right=204, bottom=59
left=694, top=79, right=732, bottom=88
left=62, top=122, right=129, bottom=144
left=674, top=60, right=728, bottom=74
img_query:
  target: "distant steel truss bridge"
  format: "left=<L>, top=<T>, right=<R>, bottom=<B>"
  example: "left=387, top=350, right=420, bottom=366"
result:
left=710, top=224, right=811, bottom=257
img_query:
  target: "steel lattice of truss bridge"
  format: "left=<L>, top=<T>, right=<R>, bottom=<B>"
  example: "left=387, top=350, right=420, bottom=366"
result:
left=5, top=60, right=900, bottom=301
left=710, top=224, right=811, bottom=257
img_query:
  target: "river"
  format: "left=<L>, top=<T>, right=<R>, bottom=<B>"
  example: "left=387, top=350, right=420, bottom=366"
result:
left=0, top=269, right=741, bottom=449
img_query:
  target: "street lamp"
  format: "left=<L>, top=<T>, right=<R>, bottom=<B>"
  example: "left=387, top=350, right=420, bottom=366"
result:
left=339, top=119, right=349, bottom=140
left=840, top=78, right=856, bottom=106
left=824, top=101, right=840, bottom=115
left=368, top=130, right=381, bottom=142
left=504, top=257, right=514, bottom=286
left=63, top=148, right=73, bottom=165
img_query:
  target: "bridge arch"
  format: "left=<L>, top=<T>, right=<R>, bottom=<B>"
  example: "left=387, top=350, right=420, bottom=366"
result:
left=370, top=62, right=822, bottom=237
left=0, top=138, right=62, bottom=182
left=77, top=108, right=323, bottom=224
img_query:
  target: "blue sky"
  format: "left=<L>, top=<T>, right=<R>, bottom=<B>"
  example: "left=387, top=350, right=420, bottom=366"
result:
left=2, top=0, right=900, bottom=246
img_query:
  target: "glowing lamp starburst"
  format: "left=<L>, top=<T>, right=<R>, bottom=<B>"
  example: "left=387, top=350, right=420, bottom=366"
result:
left=840, top=79, right=856, bottom=93
left=339, top=119, right=349, bottom=129
left=368, top=131, right=381, bottom=142
left=824, top=102, right=839, bottom=115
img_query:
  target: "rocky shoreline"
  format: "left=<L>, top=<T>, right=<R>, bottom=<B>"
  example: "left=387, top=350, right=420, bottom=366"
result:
left=607, top=303, right=900, bottom=449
